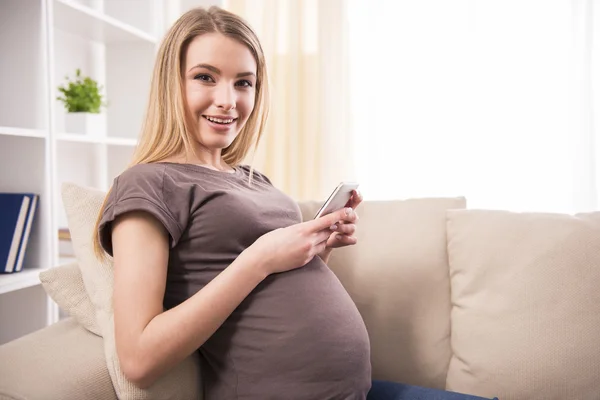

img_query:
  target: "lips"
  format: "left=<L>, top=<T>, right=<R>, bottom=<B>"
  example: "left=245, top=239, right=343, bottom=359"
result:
left=203, top=115, right=237, bottom=125
left=201, top=115, right=238, bottom=132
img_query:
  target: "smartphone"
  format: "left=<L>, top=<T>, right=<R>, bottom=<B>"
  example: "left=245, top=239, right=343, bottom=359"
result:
left=314, top=182, right=360, bottom=219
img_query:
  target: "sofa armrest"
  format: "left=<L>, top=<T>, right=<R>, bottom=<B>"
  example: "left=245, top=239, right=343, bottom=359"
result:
left=0, top=318, right=116, bottom=400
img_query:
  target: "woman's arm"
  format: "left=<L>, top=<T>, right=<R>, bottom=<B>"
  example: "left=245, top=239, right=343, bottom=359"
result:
left=112, top=211, right=268, bottom=389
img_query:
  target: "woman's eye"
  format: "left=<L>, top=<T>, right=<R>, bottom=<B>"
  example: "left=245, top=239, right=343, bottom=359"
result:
left=236, top=80, right=253, bottom=88
left=194, top=74, right=214, bottom=82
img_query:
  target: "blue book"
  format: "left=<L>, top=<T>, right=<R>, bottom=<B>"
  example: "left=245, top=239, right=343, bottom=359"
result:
left=13, top=194, right=39, bottom=273
left=0, top=193, right=34, bottom=273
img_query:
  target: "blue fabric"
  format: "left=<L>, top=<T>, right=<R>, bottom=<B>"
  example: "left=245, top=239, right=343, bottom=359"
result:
left=367, top=380, right=499, bottom=400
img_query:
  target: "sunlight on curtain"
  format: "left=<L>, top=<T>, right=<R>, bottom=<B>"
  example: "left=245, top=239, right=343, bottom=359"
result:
left=348, top=0, right=599, bottom=213
left=224, top=0, right=354, bottom=201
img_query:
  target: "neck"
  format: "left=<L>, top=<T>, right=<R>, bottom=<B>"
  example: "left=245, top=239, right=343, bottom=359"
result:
left=170, top=152, right=233, bottom=172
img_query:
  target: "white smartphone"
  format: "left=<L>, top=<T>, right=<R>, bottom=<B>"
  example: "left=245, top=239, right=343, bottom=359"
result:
left=314, top=182, right=360, bottom=219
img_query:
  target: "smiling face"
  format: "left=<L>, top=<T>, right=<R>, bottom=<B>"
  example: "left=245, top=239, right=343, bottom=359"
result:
left=183, top=33, right=258, bottom=153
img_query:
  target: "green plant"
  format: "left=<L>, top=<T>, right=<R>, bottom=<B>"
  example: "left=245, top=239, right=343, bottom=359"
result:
left=56, top=69, right=106, bottom=113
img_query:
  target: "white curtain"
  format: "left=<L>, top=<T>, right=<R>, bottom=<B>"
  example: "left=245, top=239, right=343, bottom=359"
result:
left=348, top=0, right=600, bottom=213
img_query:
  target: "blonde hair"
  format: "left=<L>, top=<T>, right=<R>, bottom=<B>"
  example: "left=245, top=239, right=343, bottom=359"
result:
left=92, top=6, right=270, bottom=260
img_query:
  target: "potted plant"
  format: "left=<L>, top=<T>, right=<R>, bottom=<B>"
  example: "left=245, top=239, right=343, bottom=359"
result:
left=57, top=69, right=107, bottom=136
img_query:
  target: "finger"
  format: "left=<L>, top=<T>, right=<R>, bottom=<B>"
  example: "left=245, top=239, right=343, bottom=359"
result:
left=334, top=224, right=356, bottom=236
left=329, top=234, right=358, bottom=248
left=346, top=190, right=363, bottom=209
left=314, top=239, right=328, bottom=256
left=339, top=208, right=358, bottom=224
left=316, top=228, right=334, bottom=244
left=310, top=207, right=354, bottom=231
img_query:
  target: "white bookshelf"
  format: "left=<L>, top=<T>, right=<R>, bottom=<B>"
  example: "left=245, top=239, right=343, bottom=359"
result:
left=56, top=132, right=137, bottom=146
left=0, top=0, right=174, bottom=346
left=53, top=0, right=158, bottom=43
left=0, top=268, right=52, bottom=296
left=0, top=127, right=48, bottom=140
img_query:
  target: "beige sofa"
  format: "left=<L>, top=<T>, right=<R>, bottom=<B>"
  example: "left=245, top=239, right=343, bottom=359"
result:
left=1, top=183, right=600, bottom=400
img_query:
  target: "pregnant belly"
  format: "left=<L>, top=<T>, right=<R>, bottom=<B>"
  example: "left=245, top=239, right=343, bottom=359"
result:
left=201, top=258, right=371, bottom=397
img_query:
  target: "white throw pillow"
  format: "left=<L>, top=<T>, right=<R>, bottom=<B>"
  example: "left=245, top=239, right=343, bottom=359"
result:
left=60, top=182, right=202, bottom=400
left=40, top=262, right=102, bottom=336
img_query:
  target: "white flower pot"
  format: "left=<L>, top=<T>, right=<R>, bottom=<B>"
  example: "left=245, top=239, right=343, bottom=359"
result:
left=64, top=112, right=105, bottom=137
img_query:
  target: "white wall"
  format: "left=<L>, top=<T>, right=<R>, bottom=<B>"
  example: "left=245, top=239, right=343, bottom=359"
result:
left=165, top=0, right=224, bottom=27
left=0, top=0, right=47, bottom=130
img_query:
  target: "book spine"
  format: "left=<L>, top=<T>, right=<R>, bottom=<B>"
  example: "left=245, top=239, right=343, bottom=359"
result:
left=3, top=196, right=31, bottom=273
left=14, top=195, right=38, bottom=272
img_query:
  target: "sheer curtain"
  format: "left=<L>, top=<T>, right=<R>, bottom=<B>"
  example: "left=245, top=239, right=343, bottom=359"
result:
left=348, top=0, right=600, bottom=213
left=224, top=0, right=354, bottom=201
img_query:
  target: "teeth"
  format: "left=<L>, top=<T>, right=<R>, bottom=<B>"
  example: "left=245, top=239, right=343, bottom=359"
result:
left=206, top=116, right=234, bottom=124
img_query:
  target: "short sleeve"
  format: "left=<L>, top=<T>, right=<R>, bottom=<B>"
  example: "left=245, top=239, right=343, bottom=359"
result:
left=98, top=164, right=184, bottom=257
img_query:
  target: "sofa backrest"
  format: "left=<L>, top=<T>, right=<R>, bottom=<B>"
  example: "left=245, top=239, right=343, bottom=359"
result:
left=298, top=197, right=467, bottom=390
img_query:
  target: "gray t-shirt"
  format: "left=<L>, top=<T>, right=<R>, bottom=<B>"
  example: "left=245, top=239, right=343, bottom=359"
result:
left=98, top=162, right=371, bottom=400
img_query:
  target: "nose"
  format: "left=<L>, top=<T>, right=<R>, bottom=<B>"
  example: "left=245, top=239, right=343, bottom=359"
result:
left=214, top=82, right=236, bottom=111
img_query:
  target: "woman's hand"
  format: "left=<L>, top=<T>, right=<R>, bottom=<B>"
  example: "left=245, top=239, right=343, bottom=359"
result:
left=245, top=207, right=352, bottom=276
left=318, top=190, right=363, bottom=263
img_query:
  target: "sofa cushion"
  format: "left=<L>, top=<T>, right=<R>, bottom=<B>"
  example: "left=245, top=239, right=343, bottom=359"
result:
left=0, top=318, right=117, bottom=400
left=445, top=209, right=600, bottom=399
left=298, top=197, right=467, bottom=390
left=60, top=182, right=202, bottom=400
left=40, top=262, right=101, bottom=336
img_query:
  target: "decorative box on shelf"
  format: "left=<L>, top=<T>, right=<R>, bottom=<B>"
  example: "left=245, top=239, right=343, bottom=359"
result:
left=58, top=227, right=74, bottom=259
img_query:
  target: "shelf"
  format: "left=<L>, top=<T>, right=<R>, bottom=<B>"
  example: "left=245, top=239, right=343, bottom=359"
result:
left=56, top=133, right=104, bottom=144
left=0, top=126, right=47, bottom=139
left=53, top=0, right=157, bottom=44
left=0, top=129, right=133, bottom=145
left=106, top=136, right=138, bottom=146
left=0, top=267, right=49, bottom=295
left=56, top=133, right=136, bottom=146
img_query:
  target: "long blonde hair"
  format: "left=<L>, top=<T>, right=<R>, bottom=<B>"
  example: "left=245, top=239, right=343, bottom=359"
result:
left=92, top=6, right=270, bottom=260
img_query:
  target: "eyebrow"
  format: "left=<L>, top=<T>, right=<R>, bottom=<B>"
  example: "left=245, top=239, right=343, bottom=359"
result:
left=188, top=63, right=256, bottom=78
